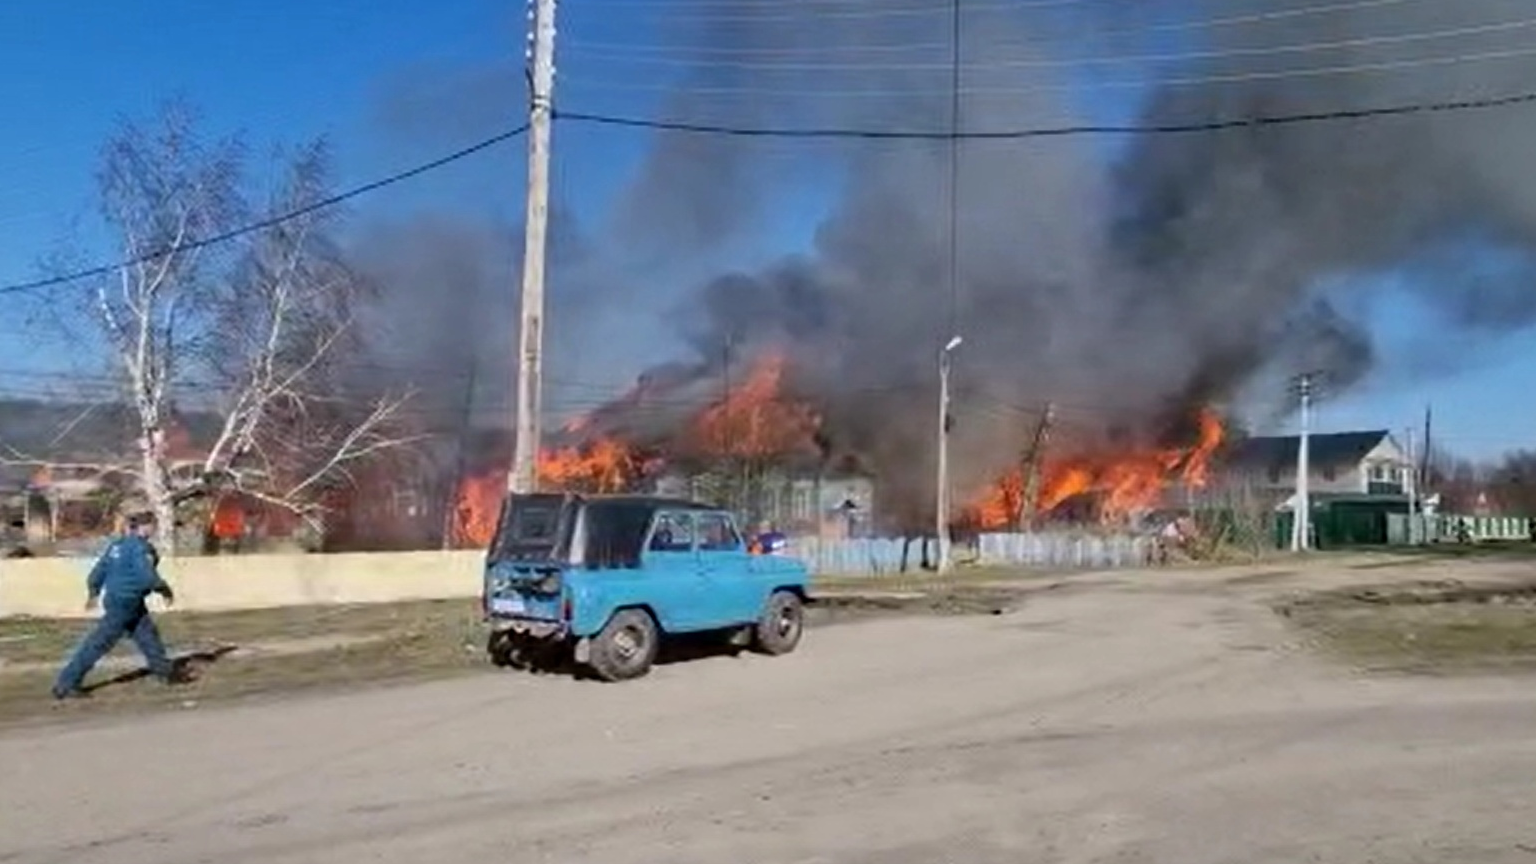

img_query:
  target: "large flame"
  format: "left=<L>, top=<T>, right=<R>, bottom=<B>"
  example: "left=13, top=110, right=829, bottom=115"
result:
left=537, top=436, right=642, bottom=493
left=971, top=408, right=1226, bottom=528
left=450, top=472, right=505, bottom=547
left=446, top=353, right=823, bottom=547
left=692, top=352, right=822, bottom=460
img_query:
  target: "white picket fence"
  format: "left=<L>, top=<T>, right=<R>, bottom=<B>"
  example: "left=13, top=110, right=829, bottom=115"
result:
left=787, top=532, right=1155, bottom=577
left=976, top=532, right=1156, bottom=569
left=1387, top=514, right=1532, bottom=545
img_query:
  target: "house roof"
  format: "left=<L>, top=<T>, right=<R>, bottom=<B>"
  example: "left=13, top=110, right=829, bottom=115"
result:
left=0, top=399, right=224, bottom=491
left=1224, top=430, right=1392, bottom=473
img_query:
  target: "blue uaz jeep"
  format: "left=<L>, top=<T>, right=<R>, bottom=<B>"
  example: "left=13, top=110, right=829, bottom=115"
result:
left=482, top=493, right=810, bottom=681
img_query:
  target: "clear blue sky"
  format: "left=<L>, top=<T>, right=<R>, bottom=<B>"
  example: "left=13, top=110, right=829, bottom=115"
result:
left=1, top=0, right=1532, bottom=461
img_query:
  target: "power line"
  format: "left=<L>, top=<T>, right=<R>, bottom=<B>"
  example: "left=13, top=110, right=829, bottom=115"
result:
left=0, top=124, right=530, bottom=298
left=554, top=88, right=1536, bottom=139
left=565, top=0, right=1439, bottom=57
left=613, top=0, right=1086, bottom=23
left=564, top=14, right=1536, bottom=72
left=620, top=0, right=1074, bottom=9
left=560, top=41, right=1536, bottom=97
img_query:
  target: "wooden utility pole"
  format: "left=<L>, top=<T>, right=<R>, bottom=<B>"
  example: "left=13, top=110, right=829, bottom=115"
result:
left=1420, top=403, right=1433, bottom=491
left=1017, top=401, right=1055, bottom=531
left=509, top=0, right=558, bottom=494
left=935, top=336, right=962, bottom=574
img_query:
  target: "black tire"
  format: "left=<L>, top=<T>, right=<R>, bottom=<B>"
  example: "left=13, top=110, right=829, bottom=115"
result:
left=487, top=631, right=529, bottom=670
left=753, top=590, right=804, bottom=656
left=588, top=609, right=660, bottom=682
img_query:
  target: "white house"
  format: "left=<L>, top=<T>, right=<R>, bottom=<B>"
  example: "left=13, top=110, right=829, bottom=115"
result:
left=1221, top=429, right=1416, bottom=500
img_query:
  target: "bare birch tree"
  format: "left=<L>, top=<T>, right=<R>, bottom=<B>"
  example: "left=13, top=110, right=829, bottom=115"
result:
left=10, top=103, right=414, bottom=552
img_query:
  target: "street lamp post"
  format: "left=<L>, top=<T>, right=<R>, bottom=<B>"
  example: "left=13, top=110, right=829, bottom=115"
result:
left=936, top=335, right=963, bottom=575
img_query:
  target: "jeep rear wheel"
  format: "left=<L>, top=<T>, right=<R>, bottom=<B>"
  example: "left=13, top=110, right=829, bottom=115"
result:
left=588, top=609, right=659, bottom=682
left=753, top=590, right=804, bottom=656
left=487, top=631, right=529, bottom=670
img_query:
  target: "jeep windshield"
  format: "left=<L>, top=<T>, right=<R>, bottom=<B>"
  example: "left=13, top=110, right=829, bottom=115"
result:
left=488, top=493, right=574, bottom=563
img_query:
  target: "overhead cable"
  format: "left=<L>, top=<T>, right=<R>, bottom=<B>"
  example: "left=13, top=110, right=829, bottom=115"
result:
left=565, top=0, right=1435, bottom=56
left=0, top=124, right=530, bottom=297
left=564, top=14, right=1536, bottom=71
left=554, top=89, right=1536, bottom=139
left=560, top=42, right=1536, bottom=97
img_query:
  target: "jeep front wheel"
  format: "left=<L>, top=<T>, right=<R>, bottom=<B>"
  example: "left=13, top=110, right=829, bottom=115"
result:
left=753, top=590, right=804, bottom=656
left=588, top=609, right=660, bottom=682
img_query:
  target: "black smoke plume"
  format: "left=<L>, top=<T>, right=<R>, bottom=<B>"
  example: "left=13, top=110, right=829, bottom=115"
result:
left=363, top=0, right=1536, bottom=524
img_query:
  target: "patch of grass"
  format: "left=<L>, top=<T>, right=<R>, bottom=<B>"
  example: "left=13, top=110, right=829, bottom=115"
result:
left=1279, top=584, right=1536, bottom=674
left=1350, top=541, right=1536, bottom=562
left=811, top=565, right=1066, bottom=595
left=0, top=598, right=480, bottom=666
left=0, top=599, right=491, bottom=727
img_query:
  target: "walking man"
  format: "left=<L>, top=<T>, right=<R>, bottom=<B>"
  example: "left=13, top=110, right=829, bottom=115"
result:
left=53, top=511, right=188, bottom=699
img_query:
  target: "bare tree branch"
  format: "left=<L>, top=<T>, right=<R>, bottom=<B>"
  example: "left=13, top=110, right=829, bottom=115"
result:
left=20, top=103, right=417, bottom=552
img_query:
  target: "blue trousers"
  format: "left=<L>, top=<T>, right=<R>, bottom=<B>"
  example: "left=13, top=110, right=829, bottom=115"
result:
left=54, top=597, right=173, bottom=694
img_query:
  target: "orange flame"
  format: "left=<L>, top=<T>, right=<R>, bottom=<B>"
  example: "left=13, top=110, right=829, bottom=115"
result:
left=450, top=471, right=506, bottom=547
left=970, top=408, right=1226, bottom=528
left=693, top=352, right=822, bottom=460
left=537, top=436, right=638, bottom=493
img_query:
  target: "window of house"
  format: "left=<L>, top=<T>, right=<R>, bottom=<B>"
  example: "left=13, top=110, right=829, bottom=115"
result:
left=1267, top=466, right=1282, bottom=484
left=1322, top=465, right=1336, bottom=482
left=792, top=488, right=812, bottom=520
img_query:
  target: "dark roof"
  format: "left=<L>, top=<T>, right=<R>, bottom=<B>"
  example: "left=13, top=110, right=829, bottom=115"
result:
left=0, top=399, right=223, bottom=460
left=583, top=494, right=715, bottom=511
left=1224, top=430, right=1392, bottom=472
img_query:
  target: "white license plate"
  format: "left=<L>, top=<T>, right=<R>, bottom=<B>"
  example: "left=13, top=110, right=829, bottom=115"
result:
left=490, top=595, right=526, bottom=615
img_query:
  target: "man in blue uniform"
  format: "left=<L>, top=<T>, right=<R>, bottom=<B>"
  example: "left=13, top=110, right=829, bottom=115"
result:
left=52, top=511, right=189, bottom=699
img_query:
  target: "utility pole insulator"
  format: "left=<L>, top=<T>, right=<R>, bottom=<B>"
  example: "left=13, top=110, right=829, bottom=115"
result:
left=509, top=0, right=558, bottom=495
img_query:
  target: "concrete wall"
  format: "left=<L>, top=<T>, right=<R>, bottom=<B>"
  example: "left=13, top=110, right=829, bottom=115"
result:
left=0, top=550, right=484, bottom=619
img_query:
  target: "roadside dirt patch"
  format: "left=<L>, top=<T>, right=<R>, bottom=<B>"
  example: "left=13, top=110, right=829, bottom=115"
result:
left=1222, top=569, right=1299, bottom=587
left=1277, top=580, right=1536, bottom=674
left=0, top=583, right=1045, bottom=728
left=810, top=588, right=1024, bottom=625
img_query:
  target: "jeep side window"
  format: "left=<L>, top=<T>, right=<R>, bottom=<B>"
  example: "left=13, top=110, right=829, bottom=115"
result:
left=648, top=513, right=695, bottom=553
left=697, top=512, right=743, bottom=552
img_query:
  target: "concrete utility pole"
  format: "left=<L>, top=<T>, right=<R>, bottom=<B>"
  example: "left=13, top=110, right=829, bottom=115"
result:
left=936, top=335, right=963, bottom=574
left=1291, top=373, right=1313, bottom=552
left=509, top=0, right=558, bottom=494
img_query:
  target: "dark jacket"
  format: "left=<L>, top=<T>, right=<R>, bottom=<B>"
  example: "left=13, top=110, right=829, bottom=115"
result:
left=86, top=535, right=171, bottom=604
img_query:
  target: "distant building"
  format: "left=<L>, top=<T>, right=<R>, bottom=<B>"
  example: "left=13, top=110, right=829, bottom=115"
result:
left=1220, top=429, right=1416, bottom=507
left=650, top=467, right=877, bottom=540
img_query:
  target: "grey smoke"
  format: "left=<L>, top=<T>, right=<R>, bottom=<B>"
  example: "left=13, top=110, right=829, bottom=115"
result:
left=357, top=0, right=1536, bottom=526
left=590, top=0, right=1536, bottom=523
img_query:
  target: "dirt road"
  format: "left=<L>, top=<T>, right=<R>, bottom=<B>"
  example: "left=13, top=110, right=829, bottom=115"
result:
left=5, top=562, right=1536, bottom=863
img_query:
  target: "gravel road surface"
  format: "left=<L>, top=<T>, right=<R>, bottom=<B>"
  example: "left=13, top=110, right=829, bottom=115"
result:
left=5, top=566, right=1536, bottom=863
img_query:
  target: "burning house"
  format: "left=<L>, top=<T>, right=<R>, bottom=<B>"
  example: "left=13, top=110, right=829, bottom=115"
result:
left=446, top=351, right=885, bottom=543
left=388, top=1, right=1536, bottom=549
left=441, top=344, right=1231, bottom=546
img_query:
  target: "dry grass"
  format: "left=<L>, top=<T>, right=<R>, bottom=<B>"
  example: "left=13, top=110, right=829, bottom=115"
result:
left=0, top=600, right=490, bottom=727
left=1278, top=583, right=1536, bottom=674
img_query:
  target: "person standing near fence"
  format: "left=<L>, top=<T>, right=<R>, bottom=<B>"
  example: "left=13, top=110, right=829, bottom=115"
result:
left=52, top=511, right=191, bottom=699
